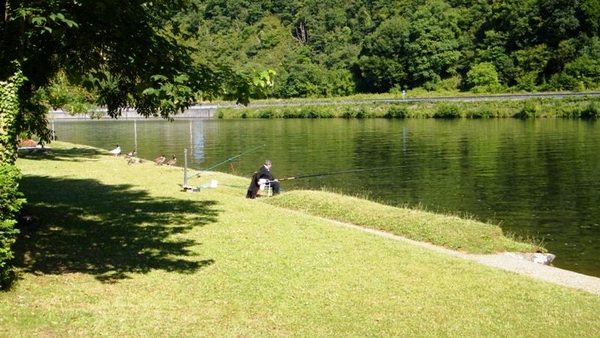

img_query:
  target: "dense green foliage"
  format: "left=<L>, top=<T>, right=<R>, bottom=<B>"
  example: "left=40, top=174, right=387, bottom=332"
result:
left=0, top=69, right=25, bottom=289
left=0, top=69, right=23, bottom=165
left=0, top=164, right=23, bottom=290
left=177, top=0, right=600, bottom=98
left=216, top=96, right=600, bottom=119
left=0, top=68, right=25, bottom=289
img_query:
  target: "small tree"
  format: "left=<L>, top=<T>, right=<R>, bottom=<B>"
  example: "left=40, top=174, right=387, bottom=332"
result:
left=467, top=62, right=501, bottom=93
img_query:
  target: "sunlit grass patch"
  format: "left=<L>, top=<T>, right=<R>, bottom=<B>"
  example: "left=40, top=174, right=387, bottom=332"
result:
left=264, top=190, right=540, bottom=253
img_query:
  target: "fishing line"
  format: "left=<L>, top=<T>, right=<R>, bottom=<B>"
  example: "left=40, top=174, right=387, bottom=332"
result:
left=279, top=164, right=420, bottom=181
left=190, top=144, right=265, bottom=178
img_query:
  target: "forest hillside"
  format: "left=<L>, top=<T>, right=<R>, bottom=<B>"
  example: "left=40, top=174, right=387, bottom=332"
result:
left=174, top=0, right=600, bottom=99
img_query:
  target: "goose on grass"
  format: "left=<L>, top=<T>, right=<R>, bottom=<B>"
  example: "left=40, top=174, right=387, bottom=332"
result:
left=109, top=145, right=121, bottom=156
left=155, top=155, right=166, bottom=165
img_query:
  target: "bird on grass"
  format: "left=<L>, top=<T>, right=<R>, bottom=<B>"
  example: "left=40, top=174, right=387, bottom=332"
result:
left=125, top=148, right=137, bottom=158
left=109, top=145, right=121, bottom=156
left=128, top=157, right=147, bottom=165
left=155, top=155, right=166, bottom=165
left=167, top=155, right=177, bottom=166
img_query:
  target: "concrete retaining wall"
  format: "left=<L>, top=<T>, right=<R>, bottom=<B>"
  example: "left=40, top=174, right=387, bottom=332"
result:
left=49, top=104, right=218, bottom=120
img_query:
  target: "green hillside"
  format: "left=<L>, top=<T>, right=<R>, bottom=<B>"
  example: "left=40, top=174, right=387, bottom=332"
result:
left=174, top=0, right=600, bottom=98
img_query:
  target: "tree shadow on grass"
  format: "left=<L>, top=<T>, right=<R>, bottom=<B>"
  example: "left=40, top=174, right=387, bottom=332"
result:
left=14, top=175, right=217, bottom=283
left=17, top=146, right=107, bottom=162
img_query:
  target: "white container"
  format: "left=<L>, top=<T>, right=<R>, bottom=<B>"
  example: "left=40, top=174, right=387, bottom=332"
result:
left=210, top=179, right=218, bottom=188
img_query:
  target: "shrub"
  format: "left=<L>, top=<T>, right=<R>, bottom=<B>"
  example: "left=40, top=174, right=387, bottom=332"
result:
left=466, top=109, right=494, bottom=119
left=514, top=101, right=539, bottom=119
left=282, top=107, right=297, bottom=118
left=383, top=104, right=408, bottom=118
left=434, top=105, right=461, bottom=118
left=298, top=106, right=320, bottom=118
left=562, top=107, right=581, bottom=118
left=310, top=106, right=335, bottom=118
left=255, top=109, right=274, bottom=118
left=547, top=72, right=582, bottom=91
left=467, top=62, right=499, bottom=90
left=581, top=103, right=600, bottom=119
left=0, top=69, right=26, bottom=289
left=341, top=107, right=355, bottom=118
left=355, top=107, right=367, bottom=119
left=0, top=165, right=24, bottom=290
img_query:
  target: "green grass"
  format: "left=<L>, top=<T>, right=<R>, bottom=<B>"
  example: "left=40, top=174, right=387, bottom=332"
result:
left=263, top=190, right=538, bottom=254
left=2, top=141, right=600, bottom=337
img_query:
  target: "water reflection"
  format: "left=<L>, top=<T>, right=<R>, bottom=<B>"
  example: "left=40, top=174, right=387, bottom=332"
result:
left=190, top=120, right=205, bottom=162
left=52, top=118, right=600, bottom=277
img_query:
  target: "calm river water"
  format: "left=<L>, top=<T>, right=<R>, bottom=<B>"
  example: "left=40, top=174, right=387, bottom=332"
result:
left=51, top=118, right=600, bottom=277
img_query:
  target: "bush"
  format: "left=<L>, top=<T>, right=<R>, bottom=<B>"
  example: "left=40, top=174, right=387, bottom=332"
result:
left=466, top=109, right=494, bottom=119
left=547, top=72, right=582, bottom=91
left=355, top=107, right=367, bottom=119
left=298, top=106, right=320, bottom=118
left=0, top=165, right=25, bottom=290
left=255, top=109, right=274, bottom=118
left=282, top=107, right=297, bottom=118
left=383, top=104, right=408, bottom=118
left=433, top=105, right=461, bottom=118
left=467, top=62, right=499, bottom=90
left=514, top=101, right=539, bottom=119
left=341, top=107, right=355, bottom=118
left=581, top=103, right=600, bottom=119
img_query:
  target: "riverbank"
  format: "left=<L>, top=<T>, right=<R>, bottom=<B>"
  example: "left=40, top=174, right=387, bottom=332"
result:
left=47, top=92, right=600, bottom=120
left=3, top=141, right=600, bottom=337
left=217, top=93, right=600, bottom=119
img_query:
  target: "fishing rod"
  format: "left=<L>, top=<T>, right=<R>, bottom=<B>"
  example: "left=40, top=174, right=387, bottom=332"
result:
left=277, top=164, right=418, bottom=181
left=190, top=144, right=265, bottom=178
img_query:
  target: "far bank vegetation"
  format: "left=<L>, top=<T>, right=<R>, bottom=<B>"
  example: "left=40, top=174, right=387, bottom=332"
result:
left=216, top=97, right=600, bottom=119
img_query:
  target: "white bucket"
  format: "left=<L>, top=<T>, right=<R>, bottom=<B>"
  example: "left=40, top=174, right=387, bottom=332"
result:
left=210, top=179, right=218, bottom=188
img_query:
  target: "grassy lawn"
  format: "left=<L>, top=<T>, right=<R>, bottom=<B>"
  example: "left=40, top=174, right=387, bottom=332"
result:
left=2, top=141, right=599, bottom=337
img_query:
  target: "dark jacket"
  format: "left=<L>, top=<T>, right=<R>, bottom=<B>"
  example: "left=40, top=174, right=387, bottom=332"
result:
left=257, top=165, right=275, bottom=180
left=246, top=172, right=260, bottom=199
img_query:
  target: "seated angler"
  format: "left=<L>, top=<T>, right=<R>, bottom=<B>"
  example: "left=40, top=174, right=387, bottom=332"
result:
left=257, top=159, right=280, bottom=195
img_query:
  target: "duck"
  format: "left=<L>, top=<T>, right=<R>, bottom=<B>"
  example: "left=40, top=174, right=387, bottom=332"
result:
left=155, top=155, right=166, bottom=165
left=125, top=148, right=137, bottom=158
left=167, top=155, right=177, bottom=166
left=109, top=145, right=121, bottom=156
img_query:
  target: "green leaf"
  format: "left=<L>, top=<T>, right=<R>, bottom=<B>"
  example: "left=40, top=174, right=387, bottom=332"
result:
left=31, top=16, right=46, bottom=25
left=151, top=75, right=168, bottom=82
left=142, top=88, right=157, bottom=95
